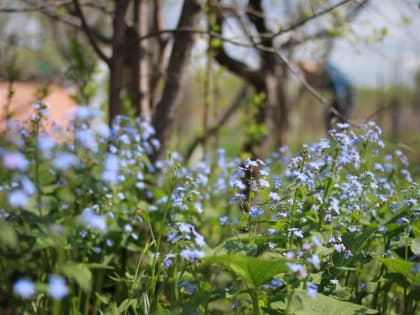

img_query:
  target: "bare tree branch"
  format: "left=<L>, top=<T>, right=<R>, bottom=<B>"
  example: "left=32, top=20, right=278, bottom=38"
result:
left=273, top=0, right=353, bottom=38
left=0, top=0, right=72, bottom=13
left=20, top=2, right=112, bottom=44
left=282, top=0, right=369, bottom=48
left=72, top=0, right=110, bottom=65
left=247, top=0, right=273, bottom=47
left=212, top=8, right=263, bottom=88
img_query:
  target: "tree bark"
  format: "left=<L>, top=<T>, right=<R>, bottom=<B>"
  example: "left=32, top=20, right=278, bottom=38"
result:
left=137, top=0, right=151, bottom=116
left=151, top=0, right=204, bottom=162
left=108, top=0, right=130, bottom=125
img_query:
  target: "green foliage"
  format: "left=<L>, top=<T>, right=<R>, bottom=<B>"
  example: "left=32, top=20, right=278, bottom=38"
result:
left=0, top=109, right=419, bottom=314
left=205, top=255, right=288, bottom=287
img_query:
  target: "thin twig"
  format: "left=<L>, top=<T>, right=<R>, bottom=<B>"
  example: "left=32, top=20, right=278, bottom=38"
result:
left=272, top=0, right=353, bottom=37
left=0, top=0, right=72, bottom=13
left=71, top=0, right=110, bottom=65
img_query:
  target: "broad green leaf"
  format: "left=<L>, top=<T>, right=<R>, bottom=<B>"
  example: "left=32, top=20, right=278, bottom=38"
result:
left=62, top=262, right=92, bottom=292
left=0, top=222, right=18, bottom=248
left=376, top=257, right=420, bottom=284
left=410, top=237, right=420, bottom=255
left=412, top=221, right=420, bottom=237
left=289, top=291, right=378, bottom=315
left=205, top=255, right=287, bottom=287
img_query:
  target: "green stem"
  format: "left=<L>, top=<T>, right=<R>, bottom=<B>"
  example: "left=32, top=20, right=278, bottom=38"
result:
left=92, top=270, right=105, bottom=315
left=149, top=170, right=177, bottom=310
left=250, top=289, right=260, bottom=315
left=319, top=146, right=340, bottom=229
left=52, top=300, right=61, bottom=315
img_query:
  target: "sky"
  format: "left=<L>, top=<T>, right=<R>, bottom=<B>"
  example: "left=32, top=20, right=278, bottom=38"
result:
left=330, top=0, right=420, bottom=87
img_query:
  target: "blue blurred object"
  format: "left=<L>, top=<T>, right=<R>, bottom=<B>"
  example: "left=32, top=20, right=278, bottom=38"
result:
left=324, top=63, right=354, bottom=129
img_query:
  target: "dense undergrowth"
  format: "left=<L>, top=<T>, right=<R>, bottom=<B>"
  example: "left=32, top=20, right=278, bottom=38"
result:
left=0, top=103, right=419, bottom=315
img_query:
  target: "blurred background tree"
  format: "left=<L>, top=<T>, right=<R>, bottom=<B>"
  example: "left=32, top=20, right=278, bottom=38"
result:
left=0, top=0, right=419, bottom=162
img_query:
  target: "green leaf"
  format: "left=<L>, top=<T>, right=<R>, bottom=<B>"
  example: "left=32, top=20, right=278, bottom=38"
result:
left=205, top=254, right=287, bottom=287
left=289, top=291, right=378, bottom=315
left=411, top=237, right=420, bottom=255
left=118, top=298, right=138, bottom=313
left=84, top=263, right=114, bottom=270
left=376, top=257, right=420, bottom=284
left=62, top=262, right=92, bottom=292
left=0, top=222, right=18, bottom=248
left=412, top=221, right=420, bottom=237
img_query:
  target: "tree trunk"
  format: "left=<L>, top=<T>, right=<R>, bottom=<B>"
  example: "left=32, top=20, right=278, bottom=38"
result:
left=137, top=0, right=151, bottom=117
left=108, top=0, right=130, bottom=125
left=274, top=72, right=290, bottom=149
left=125, top=26, right=141, bottom=116
left=151, top=0, right=204, bottom=162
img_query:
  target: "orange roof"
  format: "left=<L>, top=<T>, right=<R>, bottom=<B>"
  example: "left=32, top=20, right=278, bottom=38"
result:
left=0, top=81, right=77, bottom=132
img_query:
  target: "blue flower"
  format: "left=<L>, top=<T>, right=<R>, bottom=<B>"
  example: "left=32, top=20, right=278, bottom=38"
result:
left=94, top=122, right=111, bottom=139
left=287, top=262, right=307, bottom=278
left=176, top=222, right=194, bottom=233
left=178, top=280, right=197, bottom=294
left=307, top=254, right=321, bottom=269
left=13, top=278, right=36, bottom=298
left=53, top=152, right=79, bottom=170
left=231, top=301, right=241, bottom=310
left=267, top=228, right=277, bottom=235
left=397, top=217, right=410, bottom=225
left=306, top=282, right=318, bottom=298
left=47, top=275, right=68, bottom=300
left=102, top=154, right=120, bottom=184
left=262, top=279, right=283, bottom=290
left=269, top=192, right=280, bottom=202
left=180, top=249, right=205, bottom=262
left=194, top=233, right=206, bottom=247
left=288, top=228, right=304, bottom=239
left=8, top=189, right=29, bottom=208
left=311, top=235, right=322, bottom=247
left=249, top=206, right=264, bottom=218
left=219, top=216, right=230, bottom=226
left=3, top=151, right=29, bottom=171
left=20, top=176, right=36, bottom=195
left=163, top=254, right=176, bottom=268
left=74, top=106, right=100, bottom=121
left=75, top=129, right=98, bottom=151
left=378, top=226, right=387, bottom=234
left=80, top=208, right=107, bottom=233
left=411, top=264, right=420, bottom=274
left=37, top=134, right=56, bottom=158
left=259, top=178, right=270, bottom=188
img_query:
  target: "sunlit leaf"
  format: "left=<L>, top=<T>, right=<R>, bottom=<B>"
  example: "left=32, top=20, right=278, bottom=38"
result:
left=376, top=257, right=420, bottom=284
left=205, top=254, right=287, bottom=287
left=0, top=222, right=18, bottom=248
left=411, top=237, right=420, bottom=255
left=62, top=262, right=92, bottom=292
left=289, top=291, right=378, bottom=315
